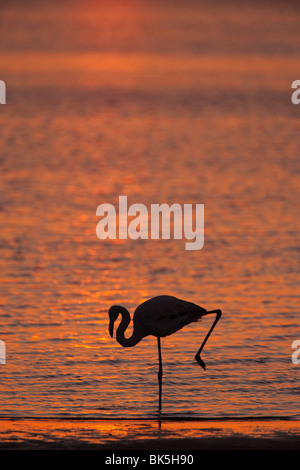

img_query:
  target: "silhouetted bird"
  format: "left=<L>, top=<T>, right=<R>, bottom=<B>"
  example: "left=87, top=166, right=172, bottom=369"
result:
left=108, top=295, right=222, bottom=413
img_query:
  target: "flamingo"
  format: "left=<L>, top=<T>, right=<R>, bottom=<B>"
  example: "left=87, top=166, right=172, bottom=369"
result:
left=108, top=295, right=222, bottom=413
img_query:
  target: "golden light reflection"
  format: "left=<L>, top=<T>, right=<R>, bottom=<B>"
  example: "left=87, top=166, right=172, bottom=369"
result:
left=1, top=0, right=299, bottom=429
left=0, top=419, right=299, bottom=448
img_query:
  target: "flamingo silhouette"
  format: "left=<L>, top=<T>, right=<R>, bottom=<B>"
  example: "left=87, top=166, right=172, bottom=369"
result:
left=108, top=295, right=222, bottom=413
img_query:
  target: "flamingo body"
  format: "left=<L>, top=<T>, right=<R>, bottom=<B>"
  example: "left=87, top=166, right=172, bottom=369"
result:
left=133, top=295, right=207, bottom=338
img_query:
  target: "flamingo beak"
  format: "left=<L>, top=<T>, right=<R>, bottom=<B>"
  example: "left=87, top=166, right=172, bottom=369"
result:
left=109, top=319, right=114, bottom=337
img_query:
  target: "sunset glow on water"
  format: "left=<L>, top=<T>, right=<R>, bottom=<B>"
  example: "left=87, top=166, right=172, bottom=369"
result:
left=0, top=0, right=300, bottom=432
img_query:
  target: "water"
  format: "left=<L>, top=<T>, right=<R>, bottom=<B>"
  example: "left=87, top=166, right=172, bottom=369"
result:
left=0, top=0, right=300, bottom=421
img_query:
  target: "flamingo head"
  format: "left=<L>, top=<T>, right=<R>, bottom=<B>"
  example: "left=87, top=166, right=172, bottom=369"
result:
left=108, top=306, right=120, bottom=337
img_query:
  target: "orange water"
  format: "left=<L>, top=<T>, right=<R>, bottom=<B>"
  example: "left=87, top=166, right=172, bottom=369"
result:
left=0, top=0, right=299, bottom=420
left=0, top=418, right=299, bottom=448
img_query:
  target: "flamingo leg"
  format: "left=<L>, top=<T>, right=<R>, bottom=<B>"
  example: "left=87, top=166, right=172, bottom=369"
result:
left=157, top=336, right=163, bottom=413
left=195, top=309, right=222, bottom=370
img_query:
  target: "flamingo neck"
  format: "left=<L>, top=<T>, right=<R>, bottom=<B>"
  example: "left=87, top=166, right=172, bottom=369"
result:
left=116, top=307, right=142, bottom=348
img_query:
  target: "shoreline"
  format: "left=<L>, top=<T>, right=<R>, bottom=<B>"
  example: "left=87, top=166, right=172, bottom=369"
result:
left=0, top=417, right=299, bottom=450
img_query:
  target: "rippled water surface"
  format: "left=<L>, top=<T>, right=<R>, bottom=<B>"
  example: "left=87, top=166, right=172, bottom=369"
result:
left=0, top=0, right=300, bottom=420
